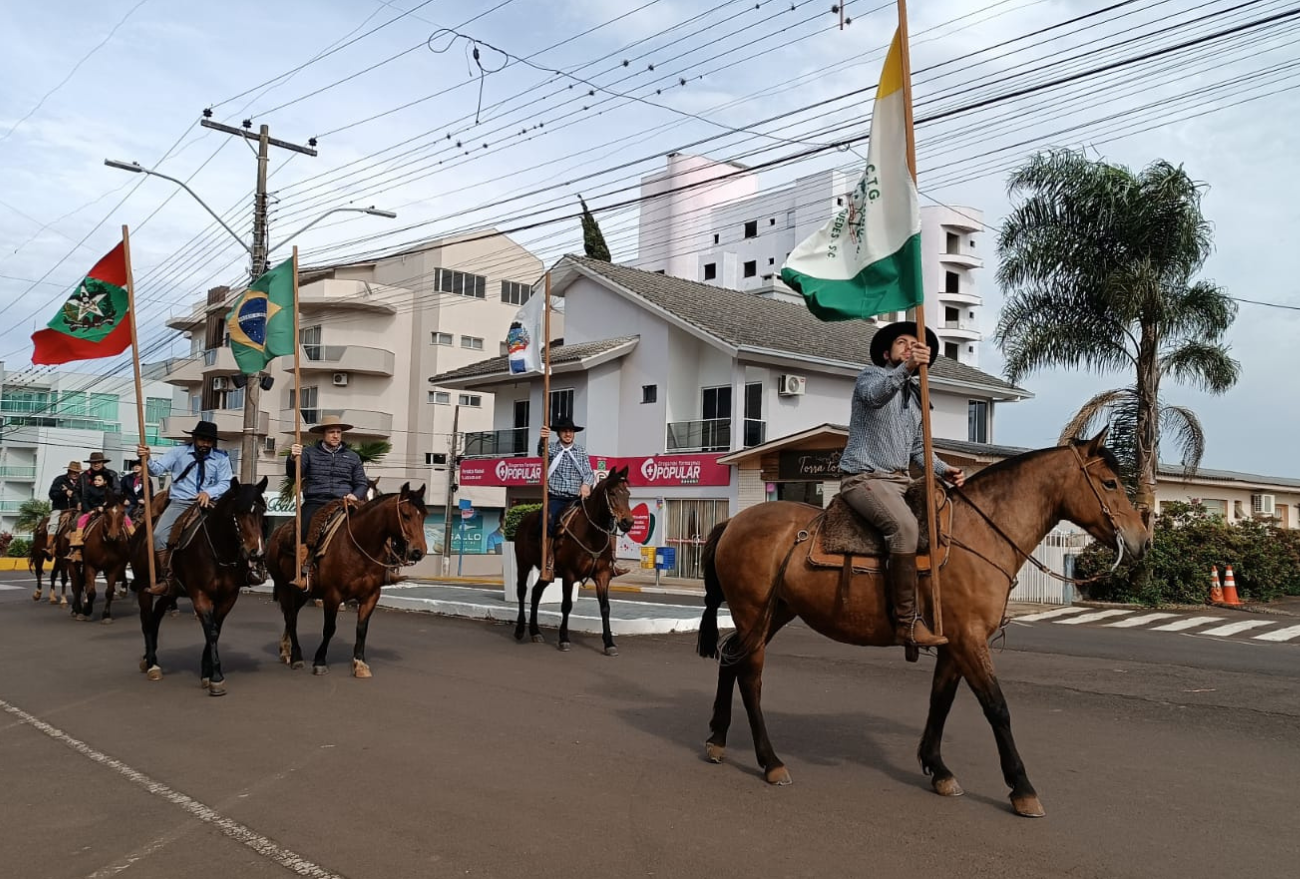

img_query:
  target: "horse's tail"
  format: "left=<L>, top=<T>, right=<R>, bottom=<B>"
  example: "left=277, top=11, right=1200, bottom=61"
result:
left=696, top=520, right=730, bottom=659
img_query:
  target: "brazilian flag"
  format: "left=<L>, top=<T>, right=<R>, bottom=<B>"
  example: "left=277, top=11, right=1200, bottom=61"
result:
left=226, top=257, right=295, bottom=374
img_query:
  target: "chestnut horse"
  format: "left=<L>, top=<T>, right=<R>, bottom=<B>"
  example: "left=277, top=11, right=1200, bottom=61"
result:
left=512, top=466, right=635, bottom=655
left=71, top=492, right=133, bottom=623
left=133, top=477, right=269, bottom=696
left=268, top=482, right=428, bottom=677
left=695, top=431, right=1150, bottom=817
left=29, top=515, right=70, bottom=605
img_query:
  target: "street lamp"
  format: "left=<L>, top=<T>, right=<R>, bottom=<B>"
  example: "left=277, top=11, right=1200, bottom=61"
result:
left=267, top=206, right=398, bottom=256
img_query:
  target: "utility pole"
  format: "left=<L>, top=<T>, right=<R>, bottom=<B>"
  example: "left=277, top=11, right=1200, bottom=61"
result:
left=200, top=117, right=317, bottom=483
left=441, top=403, right=461, bottom=575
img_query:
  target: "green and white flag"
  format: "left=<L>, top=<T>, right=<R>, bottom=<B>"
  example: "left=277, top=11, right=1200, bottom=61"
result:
left=781, top=30, right=922, bottom=321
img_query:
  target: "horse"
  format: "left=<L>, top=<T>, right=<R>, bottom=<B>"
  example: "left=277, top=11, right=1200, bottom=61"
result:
left=694, top=430, right=1150, bottom=817
left=512, top=466, right=636, bottom=656
left=268, top=482, right=428, bottom=677
left=70, top=492, right=134, bottom=623
left=133, top=477, right=268, bottom=696
left=29, top=515, right=70, bottom=605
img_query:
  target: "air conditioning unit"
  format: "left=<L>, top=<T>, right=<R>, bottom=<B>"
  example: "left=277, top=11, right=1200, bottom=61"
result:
left=1252, top=494, right=1276, bottom=516
left=332, top=372, right=349, bottom=387
left=777, top=374, right=806, bottom=396
left=211, top=376, right=228, bottom=391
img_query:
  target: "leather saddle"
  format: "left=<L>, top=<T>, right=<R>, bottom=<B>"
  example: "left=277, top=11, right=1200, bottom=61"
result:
left=805, top=480, right=953, bottom=575
left=306, top=499, right=352, bottom=560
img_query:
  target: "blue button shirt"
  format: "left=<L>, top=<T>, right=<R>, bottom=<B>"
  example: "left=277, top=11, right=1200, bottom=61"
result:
left=147, top=445, right=232, bottom=502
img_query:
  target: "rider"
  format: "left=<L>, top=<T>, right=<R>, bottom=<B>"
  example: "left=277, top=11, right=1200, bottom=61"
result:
left=136, top=420, right=232, bottom=596
left=838, top=321, right=966, bottom=649
left=288, top=414, right=369, bottom=590
left=536, top=415, right=597, bottom=570
left=68, top=452, right=120, bottom=559
left=47, top=460, right=82, bottom=556
left=68, top=472, right=134, bottom=560
left=120, top=458, right=152, bottom=524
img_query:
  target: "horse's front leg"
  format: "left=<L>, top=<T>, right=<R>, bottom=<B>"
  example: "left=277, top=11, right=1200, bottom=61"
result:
left=312, top=594, right=340, bottom=675
left=955, top=643, right=1043, bottom=817
left=917, top=647, right=965, bottom=797
left=138, top=590, right=168, bottom=681
left=192, top=591, right=216, bottom=688
left=99, top=564, right=123, bottom=624
left=202, top=594, right=237, bottom=697
left=593, top=570, right=617, bottom=657
left=351, top=588, right=381, bottom=678
left=528, top=573, right=550, bottom=644
left=75, top=566, right=97, bottom=622
left=557, top=578, right=574, bottom=652
left=513, top=560, right=532, bottom=642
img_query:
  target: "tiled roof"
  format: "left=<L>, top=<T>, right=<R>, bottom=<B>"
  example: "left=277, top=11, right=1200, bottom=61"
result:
left=430, top=336, right=638, bottom=383
left=563, top=256, right=1027, bottom=396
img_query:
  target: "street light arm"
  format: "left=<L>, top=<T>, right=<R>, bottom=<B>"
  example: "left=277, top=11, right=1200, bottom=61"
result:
left=104, top=159, right=252, bottom=256
left=267, top=206, right=397, bottom=256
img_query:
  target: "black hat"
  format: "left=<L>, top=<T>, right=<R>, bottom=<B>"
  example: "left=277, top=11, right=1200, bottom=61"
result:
left=869, top=321, right=942, bottom=367
left=185, top=420, right=221, bottom=442
left=551, top=415, right=584, bottom=433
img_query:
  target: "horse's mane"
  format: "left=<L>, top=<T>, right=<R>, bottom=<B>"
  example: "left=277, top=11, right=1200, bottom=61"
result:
left=968, top=440, right=1120, bottom=486
left=214, top=481, right=266, bottom=515
left=363, top=487, right=428, bottom=516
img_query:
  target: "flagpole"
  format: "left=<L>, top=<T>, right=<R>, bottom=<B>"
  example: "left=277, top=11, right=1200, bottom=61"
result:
left=121, top=225, right=157, bottom=593
left=897, top=0, right=944, bottom=638
left=540, top=272, right=552, bottom=578
left=292, top=246, right=304, bottom=588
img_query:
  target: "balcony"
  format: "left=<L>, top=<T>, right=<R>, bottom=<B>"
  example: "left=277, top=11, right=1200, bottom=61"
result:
left=0, top=499, right=28, bottom=513
left=162, top=409, right=270, bottom=441
left=939, top=320, right=981, bottom=341
left=665, top=418, right=766, bottom=453
left=298, top=345, right=396, bottom=377
left=464, top=427, right=529, bottom=457
left=282, top=408, right=393, bottom=439
left=938, top=250, right=983, bottom=269
left=0, top=466, right=38, bottom=480
left=936, top=289, right=983, bottom=307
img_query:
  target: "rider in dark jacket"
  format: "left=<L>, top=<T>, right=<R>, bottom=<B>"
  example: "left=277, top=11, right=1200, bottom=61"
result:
left=287, top=414, right=370, bottom=589
left=49, top=462, right=82, bottom=512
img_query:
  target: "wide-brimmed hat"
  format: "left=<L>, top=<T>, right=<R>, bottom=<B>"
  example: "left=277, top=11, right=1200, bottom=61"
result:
left=869, top=321, right=942, bottom=367
left=551, top=415, right=584, bottom=432
left=66, top=460, right=83, bottom=474
left=85, top=451, right=111, bottom=465
left=126, top=458, right=143, bottom=467
left=185, top=420, right=221, bottom=441
left=309, top=414, right=353, bottom=434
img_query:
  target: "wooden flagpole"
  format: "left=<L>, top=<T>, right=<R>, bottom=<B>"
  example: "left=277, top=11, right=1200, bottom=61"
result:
left=540, top=273, right=552, bottom=577
left=897, top=0, right=943, bottom=638
left=292, top=246, right=304, bottom=587
left=121, top=225, right=157, bottom=592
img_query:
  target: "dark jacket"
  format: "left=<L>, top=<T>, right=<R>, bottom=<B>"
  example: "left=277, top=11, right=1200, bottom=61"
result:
left=289, top=441, right=368, bottom=503
left=81, top=480, right=114, bottom=512
left=49, top=474, right=81, bottom=511
left=79, top=467, right=120, bottom=510
left=120, top=472, right=152, bottom=511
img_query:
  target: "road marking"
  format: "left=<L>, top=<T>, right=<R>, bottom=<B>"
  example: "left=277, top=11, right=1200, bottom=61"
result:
left=0, top=697, right=348, bottom=879
left=1150, top=616, right=1223, bottom=632
left=1252, top=624, right=1300, bottom=642
left=1197, top=620, right=1275, bottom=638
left=1104, top=613, right=1178, bottom=628
left=0, top=584, right=26, bottom=591
left=1014, top=607, right=1089, bottom=622
left=1055, top=609, right=1133, bottom=625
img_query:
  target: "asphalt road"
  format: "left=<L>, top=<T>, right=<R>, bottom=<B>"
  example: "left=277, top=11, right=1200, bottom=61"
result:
left=2, top=572, right=1297, bottom=879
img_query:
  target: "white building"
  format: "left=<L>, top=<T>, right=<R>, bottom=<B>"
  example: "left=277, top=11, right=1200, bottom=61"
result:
left=633, top=154, right=987, bottom=367
left=430, top=256, right=1029, bottom=578
left=0, top=362, right=184, bottom=533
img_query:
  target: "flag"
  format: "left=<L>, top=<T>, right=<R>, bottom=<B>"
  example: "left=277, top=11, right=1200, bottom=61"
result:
left=506, top=289, right=565, bottom=375
left=226, top=257, right=296, bottom=374
left=31, top=242, right=133, bottom=364
left=780, top=30, right=922, bottom=321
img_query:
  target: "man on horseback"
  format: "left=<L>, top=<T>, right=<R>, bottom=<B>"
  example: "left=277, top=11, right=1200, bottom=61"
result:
left=839, top=321, right=966, bottom=648
left=287, top=414, right=370, bottom=590
left=536, top=415, right=596, bottom=575
left=47, top=460, right=81, bottom=558
left=67, top=452, right=120, bottom=560
left=137, top=420, right=232, bottom=596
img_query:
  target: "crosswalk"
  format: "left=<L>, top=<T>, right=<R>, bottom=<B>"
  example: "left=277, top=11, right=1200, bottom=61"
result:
left=1015, top=606, right=1300, bottom=642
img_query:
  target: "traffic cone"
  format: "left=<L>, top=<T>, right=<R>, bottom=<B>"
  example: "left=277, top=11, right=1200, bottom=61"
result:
left=1209, top=565, right=1224, bottom=604
left=1221, top=565, right=1242, bottom=606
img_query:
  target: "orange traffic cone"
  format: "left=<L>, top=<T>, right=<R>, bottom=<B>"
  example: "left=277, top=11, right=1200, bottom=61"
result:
left=1221, top=565, right=1242, bottom=606
left=1209, top=565, right=1224, bottom=604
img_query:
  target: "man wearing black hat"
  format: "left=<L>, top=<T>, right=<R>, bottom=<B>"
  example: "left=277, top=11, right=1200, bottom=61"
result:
left=536, top=414, right=597, bottom=572
left=136, top=420, right=232, bottom=595
left=839, top=321, right=966, bottom=648
left=48, top=460, right=83, bottom=555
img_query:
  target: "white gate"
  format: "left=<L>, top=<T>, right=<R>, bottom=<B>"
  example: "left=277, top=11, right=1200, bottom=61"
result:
left=1009, top=528, right=1089, bottom=605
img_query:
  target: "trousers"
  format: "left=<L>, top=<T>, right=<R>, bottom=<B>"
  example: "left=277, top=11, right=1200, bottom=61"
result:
left=839, top=472, right=918, bottom=554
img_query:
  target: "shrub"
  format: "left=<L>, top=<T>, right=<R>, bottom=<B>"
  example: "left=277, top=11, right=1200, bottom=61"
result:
left=6, top=536, right=30, bottom=558
left=503, top=504, right=542, bottom=541
left=0, top=532, right=12, bottom=556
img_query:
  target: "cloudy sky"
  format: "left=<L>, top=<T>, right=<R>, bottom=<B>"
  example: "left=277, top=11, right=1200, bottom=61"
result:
left=2, top=0, right=1297, bottom=474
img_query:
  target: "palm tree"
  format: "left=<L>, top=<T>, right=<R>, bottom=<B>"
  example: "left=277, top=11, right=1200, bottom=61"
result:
left=995, top=149, right=1239, bottom=513
left=15, top=498, right=52, bottom=533
left=278, top=439, right=392, bottom=504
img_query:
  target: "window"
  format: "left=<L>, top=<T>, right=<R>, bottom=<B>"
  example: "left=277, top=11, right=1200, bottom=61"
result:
left=702, top=385, right=730, bottom=420
left=263, top=437, right=276, bottom=453
left=224, top=388, right=245, bottom=411
left=425, top=452, right=448, bottom=466
left=433, top=267, right=487, bottom=299
left=768, top=257, right=775, bottom=265
left=289, top=386, right=319, bottom=422
left=703, top=263, right=717, bottom=281
left=743, top=260, right=757, bottom=278
left=786, top=209, right=796, bottom=229
left=431, top=331, right=453, bottom=345
left=944, top=342, right=959, bottom=360
left=944, top=306, right=960, bottom=326
left=1199, top=498, right=1228, bottom=518
left=501, top=280, right=532, bottom=306
left=458, top=394, right=482, bottom=407
left=429, top=391, right=451, bottom=405
left=549, top=388, right=574, bottom=425
left=968, top=400, right=989, bottom=444
left=300, top=325, right=322, bottom=360
left=743, top=381, right=764, bottom=447
left=460, top=335, right=484, bottom=350
left=713, top=233, right=719, bottom=245
left=513, top=399, right=529, bottom=429
left=945, top=271, right=960, bottom=294
left=743, top=220, right=758, bottom=239
left=642, top=384, right=657, bottom=404
left=945, top=232, right=960, bottom=254
left=145, top=397, right=171, bottom=425
left=769, top=217, right=776, bottom=226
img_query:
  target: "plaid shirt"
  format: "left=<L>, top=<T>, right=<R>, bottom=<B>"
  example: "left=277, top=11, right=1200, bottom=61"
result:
left=840, top=363, right=951, bottom=477
left=538, top=439, right=596, bottom=497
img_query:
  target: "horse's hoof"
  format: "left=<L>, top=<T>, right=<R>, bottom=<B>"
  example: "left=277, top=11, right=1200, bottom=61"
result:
left=139, top=659, right=148, bottom=673
left=169, top=609, right=179, bottom=617
left=208, top=682, right=227, bottom=697
left=50, top=595, right=59, bottom=605
left=146, top=666, right=163, bottom=682
left=291, top=660, right=305, bottom=671
left=312, top=665, right=329, bottom=676
left=32, top=591, right=41, bottom=601
left=100, top=617, right=113, bottom=625
left=705, top=742, right=726, bottom=764
left=558, top=641, right=571, bottom=652
left=352, top=660, right=372, bottom=679
left=765, top=765, right=793, bottom=786
left=74, top=613, right=88, bottom=622
left=201, top=677, right=210, bottom=689
left=603, top=646, right=619, bottom=657
left=59, top=597, right=69, bottom=607
left=531, top=634, right=545, bottom=644
left=1011, top=794, right=1045, bottom=818
left=932, top=776, right=965, bottom=798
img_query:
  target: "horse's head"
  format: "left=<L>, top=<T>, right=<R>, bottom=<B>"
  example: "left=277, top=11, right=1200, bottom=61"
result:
left=1062, top=428, right=1151, bottom=563
left=365, top=477, right=381, bottom=501
left=390, top=482, right=428, bottom=564
left=222, top=476, right=269, bottom=566
left=599, top=466, right=636, bottom=534
left=100, top=492, right=129, bottom=542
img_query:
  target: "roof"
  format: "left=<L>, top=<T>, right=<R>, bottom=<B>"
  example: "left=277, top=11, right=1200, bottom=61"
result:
left=430, top=337, right=639, bottom=385
left=1157, top=464, right=1300, bottom=490
left=559, top=256, right=1029, bottom=397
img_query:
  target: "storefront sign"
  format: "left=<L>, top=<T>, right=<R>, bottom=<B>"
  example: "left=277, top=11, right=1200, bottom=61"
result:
left=777, top=449, right=843, bottom=480
left=459, top=453, right=731, bottom=488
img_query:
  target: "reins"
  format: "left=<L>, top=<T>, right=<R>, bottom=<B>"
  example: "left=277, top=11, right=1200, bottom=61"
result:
left=343, top=495, right=420, bottom=572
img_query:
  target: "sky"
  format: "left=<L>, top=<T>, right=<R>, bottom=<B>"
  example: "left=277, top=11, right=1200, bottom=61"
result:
left=1, top=0, right=1297, bottom=475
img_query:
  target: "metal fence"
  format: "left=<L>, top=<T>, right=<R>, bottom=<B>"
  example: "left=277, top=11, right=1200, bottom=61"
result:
left=1010, top=528, right=1090, bottom=605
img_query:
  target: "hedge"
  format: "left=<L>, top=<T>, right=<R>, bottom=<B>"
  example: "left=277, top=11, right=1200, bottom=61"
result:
left=503, top=504, right=543, bottom=541
left=6, top=537, right=31, bottom=558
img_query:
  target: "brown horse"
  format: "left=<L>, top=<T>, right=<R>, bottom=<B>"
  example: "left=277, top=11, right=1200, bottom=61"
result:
left=695, top=430, right=1150, bottom=817
left=133, top=477, right=269, bottom=696
left=71, top=492, right=134, bottom=623
left=29, top=515, right=70, bottom=605
left=512, top=466, right=636, bottom=655
left=268, top=483, right=428, bottom=677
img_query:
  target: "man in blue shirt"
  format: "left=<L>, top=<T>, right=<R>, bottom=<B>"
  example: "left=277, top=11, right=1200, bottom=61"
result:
left=136, top=420, right=232, bottom=595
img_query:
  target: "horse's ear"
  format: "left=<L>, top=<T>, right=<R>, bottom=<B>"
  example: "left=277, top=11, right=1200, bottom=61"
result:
left=399, top=481, right=411, bottom=497
left=256, top=476, right=268, bottom=493
left=414, top=483, right=427, bottom=499
left=1086, top=425, right=1111, bottom=454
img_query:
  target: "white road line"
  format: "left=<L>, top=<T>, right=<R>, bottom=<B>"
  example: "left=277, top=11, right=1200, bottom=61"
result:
left=1252, top=624, right=1300, bottom=642
left=1197, top=620, right=1275, bottom=638
left=1014, top=607, right=1089, bottom=622
left=0, top=697, right=348, bottom=879
left=0, top=584, right=26, bottom=591
left=1104, top=613, right=1178, bottom=628
left=1055, top=609, right=1133, bottom=625
left=1150, top=616, right=1224, bottom=632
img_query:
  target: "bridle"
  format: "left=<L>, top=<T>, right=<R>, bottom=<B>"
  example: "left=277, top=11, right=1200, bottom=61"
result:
left=344, top=494, right=424, bottom=571
left=197, top=496, right=266, bottom=570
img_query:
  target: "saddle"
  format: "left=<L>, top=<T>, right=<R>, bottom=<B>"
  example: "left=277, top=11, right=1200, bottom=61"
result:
left=169, top=503, right=208, bottom=552
left=805, top=480, right=953, bottom=575
left=306, top=499, right=352, bottom=560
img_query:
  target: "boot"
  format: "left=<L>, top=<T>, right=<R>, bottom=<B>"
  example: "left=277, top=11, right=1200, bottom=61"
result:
left=66, top=529, right=83, bottom=562
left=145, top=549, right=172, bottom=596
left=289, top=544, right=312, bottom=591
left=888, top=553, right=947, bottom=647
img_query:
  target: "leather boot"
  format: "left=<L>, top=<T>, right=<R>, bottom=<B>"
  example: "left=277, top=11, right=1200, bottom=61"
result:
left=145, top=549, right=172, bottom=596
left=290, top=545, right=312, bottom=591
left=66, top=529, right=83, bottom=562
left=888, top=553, right=947, bottom=647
